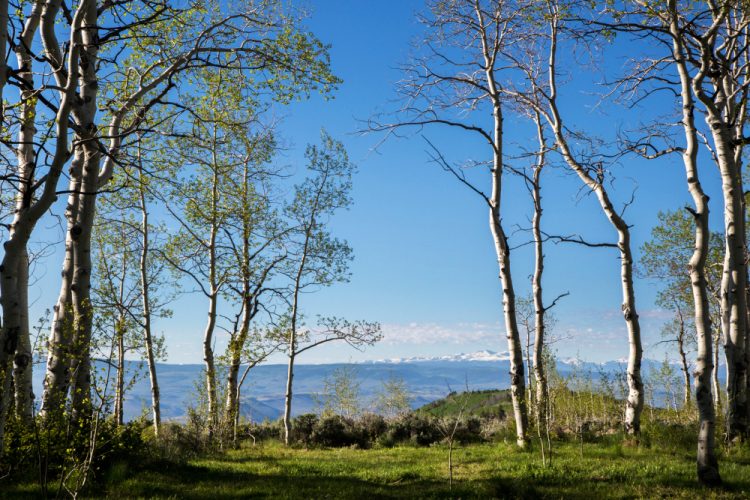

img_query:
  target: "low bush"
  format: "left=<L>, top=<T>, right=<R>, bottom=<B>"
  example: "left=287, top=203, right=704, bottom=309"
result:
left=381, top=413, right=442, bottom=447
left=146, top=421, right=203, bottom=462
left=452, top=415, right=483, bottom=444
left=292, top=413, right=319, bottom=445
left=1, top=415, right=151, bottom=496
left=480, top=416, right=516, bottom=442
left=641, top=421, right=696, bottom=452
left=356, top=413, right=387, bottom=444
left=310, top=414, right=366, bottom=448
left=242, top=418, right=284, bottom=442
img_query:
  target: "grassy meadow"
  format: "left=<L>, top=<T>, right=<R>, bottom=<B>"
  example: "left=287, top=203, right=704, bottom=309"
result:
left=5, top=437, right=750, bottom=498
left=4, top=389, right=750, bottom=498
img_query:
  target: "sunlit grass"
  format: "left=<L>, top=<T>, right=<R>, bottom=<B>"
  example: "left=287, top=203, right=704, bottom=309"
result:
left=109, top=440, right=750, bottom=498
left=4, top=437, right=750, bottom=498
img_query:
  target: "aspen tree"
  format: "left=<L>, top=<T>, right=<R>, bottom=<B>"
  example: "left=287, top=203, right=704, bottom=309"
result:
left=373, top=0, right=535, bottom=446
left=281, top=133, right=381, bottom=445
left=505, top=0, right=646, bottom=437
left=32, top=0, right=338, bottom=436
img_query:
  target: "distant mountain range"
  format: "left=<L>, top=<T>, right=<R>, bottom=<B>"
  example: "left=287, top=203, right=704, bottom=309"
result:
left=365, top=349, right=512, bottom=363
left=30, top=351, right=713, bottom=423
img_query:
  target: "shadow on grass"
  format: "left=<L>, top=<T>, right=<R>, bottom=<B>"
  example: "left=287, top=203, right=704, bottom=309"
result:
left=109, top=451, right=750, bottom=500
left=112, top=460, right=469, bottom=499
left=8, top=444, right=750, bottom=500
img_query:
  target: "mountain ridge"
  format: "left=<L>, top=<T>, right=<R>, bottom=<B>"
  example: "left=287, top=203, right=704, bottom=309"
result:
left=30, top=351, right=714, bottom=423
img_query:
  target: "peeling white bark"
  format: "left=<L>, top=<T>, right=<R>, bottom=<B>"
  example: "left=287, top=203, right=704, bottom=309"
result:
left=542, top=10, right=643, bottom=436
left=138, top=169, right=161, bottom=437
left=669, top=4, right=720, bottom=481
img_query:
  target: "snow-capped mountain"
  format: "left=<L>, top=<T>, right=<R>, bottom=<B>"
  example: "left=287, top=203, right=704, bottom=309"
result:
left=367, top=350, right=512, bottom=364
left=30, top=352, right=718, bottom=423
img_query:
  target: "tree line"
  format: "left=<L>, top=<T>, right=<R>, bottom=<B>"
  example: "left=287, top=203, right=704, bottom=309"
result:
left=369, top=0, right=750, bottom=486
left=0, top=0, right=380, bottom=476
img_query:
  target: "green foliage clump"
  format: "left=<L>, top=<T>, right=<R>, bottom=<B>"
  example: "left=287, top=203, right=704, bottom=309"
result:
left=380, top=413, right=442, bottom=447
left=310, top=415, right=361, bottom=448
left=145, top=422, right=207, bottom=462
left=243, top=418, right=285, bottom=442
left=1, top=415, right=149, bottom=495
left=291, top=413, right=319, bottom=446
left=356, top=413, right=388, bottom=444
left=450, top=415, right=483, bottom=444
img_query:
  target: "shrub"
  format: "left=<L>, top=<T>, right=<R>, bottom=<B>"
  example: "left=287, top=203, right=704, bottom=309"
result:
left=312, top=415, right=358, bottom=447
left=479, top=417, right=515, bottom=442
left=292, top=414, right=319, bottom=446
left=1, top=414, right=151, bottom=495
left=641, top=422, right=695, bottom=453
left=452, top=416, right=482, bottom=444
left=356, top=413, right=387, bottom=444
left=146, top=422, right=202, bottom=462
left=382, top=413, right=441, bottom=446
left=244, top=418, right=284, bottom=442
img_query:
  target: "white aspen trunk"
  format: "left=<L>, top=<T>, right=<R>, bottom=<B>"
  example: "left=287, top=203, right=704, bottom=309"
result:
left=12, top=249, right=33, bottom=421
left=0, top=0, right=11, bottom=449
left=68, top=143, right=101, bottom=422
left=531, top=115, right=548, bottom=435
left=0, top=242, right=23, bottom=438
left=3, top=0, right=84, bottom=443
left=675, top=307, right=691, bottom=407
left=204, top=291, right=218, bottom=439
left=113, top=226, right=129, bottom=427
left=235, top=362, right=254, bottom=446
left=489, top=143, right=527, bottom=447
left=712, top=132, right=748, bottom=440
left=10, top=3, right=44, bottom=421
left=67, top=0, right=101, bottom=420
left=41, top=162, right=81, bottom=418
left=283, top=264, right=302, bottom=446
left=225, top=162, right=253, bottom=437
left=678, top=337, right=691, bottom=408
left=224, top=319, right=246, bottom=433
left=714, top=331, right=722, bottom=412
left=544, top=15, right=643, bottom=435
left=283, top=352, right=295, bottom=445
left=225, top=299, right=251, bottom=437
left=114, top=316, right=125, bottom=426
left=549, top=122, right=644, bottom=437
left=686, top=8, right=749, bottom=441
left=224, top=356, right=240, bottom=433
left=612, top=199, right=642, bottom=436
left=284, top=213, right=315, bottom=445
left=474, top=2, right=527, bottom=447
left=203, top=144, right=220, bottom=439
left=138, top=163, right=161, bottom=437
left=669, top=7, right=720, bottom=481
left=525, top=323, right=532, bottom=407
left=688, top=161, right=722, bottom=481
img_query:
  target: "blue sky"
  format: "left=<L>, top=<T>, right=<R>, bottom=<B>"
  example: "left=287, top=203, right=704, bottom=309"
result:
left=246, top=0, right=715, bottom=365
left=28, top=1, right=726, bottom=365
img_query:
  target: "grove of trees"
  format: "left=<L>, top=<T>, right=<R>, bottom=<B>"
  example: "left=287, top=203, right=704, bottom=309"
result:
left=369, top=0, right=750, bottom=486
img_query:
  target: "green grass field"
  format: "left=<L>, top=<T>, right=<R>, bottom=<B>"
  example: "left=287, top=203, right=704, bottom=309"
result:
left=3, top=391, right=748, bottom=498
left=7, top=439, right=750, bottom=499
